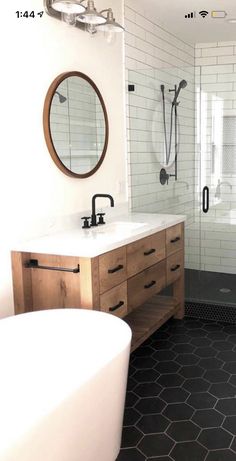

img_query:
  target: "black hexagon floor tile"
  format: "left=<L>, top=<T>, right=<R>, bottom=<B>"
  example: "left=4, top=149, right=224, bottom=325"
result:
left=138, top=433, right=174, bottom=457
left=223, top=362, right=236, bottom=373
left=216, top=398, right=236, bottom=415
left=155, top=361, right=180, bottom=374
left=223, top=416, right=236, bottom=435
left=135, top=397, right=166, bottom=415
left=171, top=343, right=195, bottom=353
left=163, top=403, right=194, bottom=421
left=159, top=387, right=189, bottom=404
left=179, top=365, right=205, bottom=378
left=198, top=427, right=233, bottom=450
left=167, top=420, right=200, bottom=442
left=187, top=392, right=217, bottom=409
left=136, top=414, right=170, bottom=434
left=134, top=382, right=162, bottom=398
left=213, top=341, right=233, bottom=351
left=205, top=449, right=236, bottom=461
left=175, top=353, right=199, bottom=365
left=120, top=318, right=236, bottom=460
left=209, top=382, right=236, bottom=398
left=117, top=448, right=146, bottom=461
left=191, top=337, right=213, bottom=347
left=192, top=409, right=224, bottom=428
left=132, top=368, right=160, bottom=383
left=182, top=377, right=210, bottom=393
left=121, top=427, right=143, bottom=448
left=123, top=408, right=141, bottom=426
left=170, top=441, right=207, bottom=461
left=204, top=368, right=230, bottom=383
left=157, top=373, right=184, bottom=388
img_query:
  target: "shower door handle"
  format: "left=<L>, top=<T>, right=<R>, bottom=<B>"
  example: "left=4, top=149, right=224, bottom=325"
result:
left=202, top=186, right=209, bottom=213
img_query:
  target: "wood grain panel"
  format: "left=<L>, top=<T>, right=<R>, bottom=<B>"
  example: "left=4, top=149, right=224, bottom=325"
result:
left=127, top=231, right=166, bottom=278
left=166, top=223, right=184, bottom=256
left=11, top=251, right=33, bottom=314
left=30, top=253, right=81, bottom=310
left=100, top=282, right=127, bottom=318
left=99, top=246, right=127, bottom=293
left=127, top=260, right=166, bottom=312
left=166, top=250, right=184, bottom=285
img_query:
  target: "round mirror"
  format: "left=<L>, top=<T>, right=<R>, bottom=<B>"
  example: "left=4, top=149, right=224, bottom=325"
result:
left=43, top=71, right=109, bottom=178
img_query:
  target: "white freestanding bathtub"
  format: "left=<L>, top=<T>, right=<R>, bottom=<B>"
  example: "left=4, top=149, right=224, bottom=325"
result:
left=0, top=309, right=132, bottom=461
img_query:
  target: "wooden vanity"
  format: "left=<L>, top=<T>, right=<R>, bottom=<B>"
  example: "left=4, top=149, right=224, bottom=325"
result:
left=11, top=221, right=184, bottom=352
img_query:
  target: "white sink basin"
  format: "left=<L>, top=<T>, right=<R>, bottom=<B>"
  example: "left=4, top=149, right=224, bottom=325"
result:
left=91, top=220, right=147, bottom=234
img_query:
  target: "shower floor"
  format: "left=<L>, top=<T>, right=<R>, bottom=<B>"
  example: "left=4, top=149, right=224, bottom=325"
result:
left=185, top=269, right=236, bottom=306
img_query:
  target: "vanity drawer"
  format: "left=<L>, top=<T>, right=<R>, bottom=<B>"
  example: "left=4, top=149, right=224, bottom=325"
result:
left=166, top=250, right=184, bottom=285
left=166, top=223, right=183, bottom=256
left=128, top=260, right=166, bottom=312
left=99, top=246, right=127, bottom=294
left=127, top=231, right=166, bottom=278
left=100, top=282, right=127, bottom=318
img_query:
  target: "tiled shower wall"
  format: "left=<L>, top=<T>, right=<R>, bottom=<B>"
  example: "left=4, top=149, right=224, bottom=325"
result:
left=124, top=2, right=195, bottom=226
left=185, top=42, right=236, bottom=274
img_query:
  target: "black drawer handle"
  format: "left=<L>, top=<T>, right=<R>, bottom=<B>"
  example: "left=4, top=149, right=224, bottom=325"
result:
left=109, top=301, right=124, bottom=312
left=108, top=264, right=124, bottom=274
left=25, top=259, right=80, bottom=273
left=170, top=237, right=181, bottom=243
left=171, top=264, right=180, bottom=272
left=144, top=280, right=156, bottom=289
left=144, top=248, right=156, bottom=256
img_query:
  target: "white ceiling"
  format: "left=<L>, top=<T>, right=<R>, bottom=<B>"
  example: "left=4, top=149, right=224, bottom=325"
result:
left=135, top=0, right=236, bottom=44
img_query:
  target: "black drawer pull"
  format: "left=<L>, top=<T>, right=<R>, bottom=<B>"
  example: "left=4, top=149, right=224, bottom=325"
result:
left=170, top=237, right=181, bottom=243
left=108, top=264, right=124, bottom=274
left=144, top=280, right=156, bottom=289
left=171, top=264, right=180, bottom=272
left=109, top=301, right=124, bottom=312
left=144, top=248, right=156, bottom=256
left=25, top=259, right=80, bottom=273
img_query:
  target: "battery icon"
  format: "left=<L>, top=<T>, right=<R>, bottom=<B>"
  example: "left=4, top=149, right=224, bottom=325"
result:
left=211, top=11, right=227, bottom=18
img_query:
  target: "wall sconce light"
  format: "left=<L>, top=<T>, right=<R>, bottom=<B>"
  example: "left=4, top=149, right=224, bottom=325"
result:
left=44, top=0, right=124, bottom=35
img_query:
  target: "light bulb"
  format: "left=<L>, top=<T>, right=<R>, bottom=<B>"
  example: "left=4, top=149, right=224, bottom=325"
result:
left=61, top=12, right=76, bottom=25
left=86, top=23, right=97, bottom=35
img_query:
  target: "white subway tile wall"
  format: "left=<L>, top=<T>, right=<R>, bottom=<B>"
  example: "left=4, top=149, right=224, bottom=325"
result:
left=124, top=1, right=195, bottom=228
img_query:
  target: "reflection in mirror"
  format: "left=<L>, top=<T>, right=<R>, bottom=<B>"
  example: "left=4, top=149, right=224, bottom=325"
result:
left=43, top=72, right=109, bottom=178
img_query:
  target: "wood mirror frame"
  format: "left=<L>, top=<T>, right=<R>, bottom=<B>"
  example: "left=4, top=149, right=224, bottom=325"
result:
left=43, top=71, right=109, bottom=178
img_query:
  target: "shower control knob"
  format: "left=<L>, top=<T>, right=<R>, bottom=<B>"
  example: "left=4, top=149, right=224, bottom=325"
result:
left=81, top=217, right=90, bottom=229
left=97, top=213, right=106, bottom=225
left=160, top=168, right=169, bottom=186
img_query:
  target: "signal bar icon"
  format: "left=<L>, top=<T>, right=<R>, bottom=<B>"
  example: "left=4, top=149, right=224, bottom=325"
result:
left=185, top=11, right=196, bottom=18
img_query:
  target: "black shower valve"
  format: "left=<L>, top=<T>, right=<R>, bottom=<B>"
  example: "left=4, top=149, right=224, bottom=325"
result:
left=160, top=168, right=169, bottom=185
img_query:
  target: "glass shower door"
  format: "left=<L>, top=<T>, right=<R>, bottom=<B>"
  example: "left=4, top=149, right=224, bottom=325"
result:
left=191, top=65, right=236, bottom=308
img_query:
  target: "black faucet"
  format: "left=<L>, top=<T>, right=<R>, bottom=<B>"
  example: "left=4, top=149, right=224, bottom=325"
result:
left=90, top=194, right=114, bottom=226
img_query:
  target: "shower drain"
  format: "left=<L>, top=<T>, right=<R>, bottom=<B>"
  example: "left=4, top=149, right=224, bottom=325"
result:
left=219, top=288, right=231, bottom=293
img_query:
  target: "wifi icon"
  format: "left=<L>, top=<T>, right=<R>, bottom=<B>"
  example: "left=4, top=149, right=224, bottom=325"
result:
left=199, top=10, right=209, bottom=18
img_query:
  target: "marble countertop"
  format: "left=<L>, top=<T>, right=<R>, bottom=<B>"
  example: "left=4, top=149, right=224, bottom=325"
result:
left=13, top=213, right=186, bottom=257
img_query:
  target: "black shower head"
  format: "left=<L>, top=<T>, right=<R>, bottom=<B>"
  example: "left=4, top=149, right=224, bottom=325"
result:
left=179, top=79, right=187, bottom=89
left=55, top=90, right=67, bottom=103
left=172, top=79, right=187, bottom=105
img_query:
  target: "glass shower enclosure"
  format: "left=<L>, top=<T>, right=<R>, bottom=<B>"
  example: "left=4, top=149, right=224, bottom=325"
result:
left=128, top=66, right=236, bottom=320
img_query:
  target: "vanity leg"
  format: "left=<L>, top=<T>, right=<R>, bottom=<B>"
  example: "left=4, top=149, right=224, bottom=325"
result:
left=173, top=252, right=184, bottom=320
left=11, top=251, right=33, bottom=315
left=79, top=257, right=100, bottom=310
